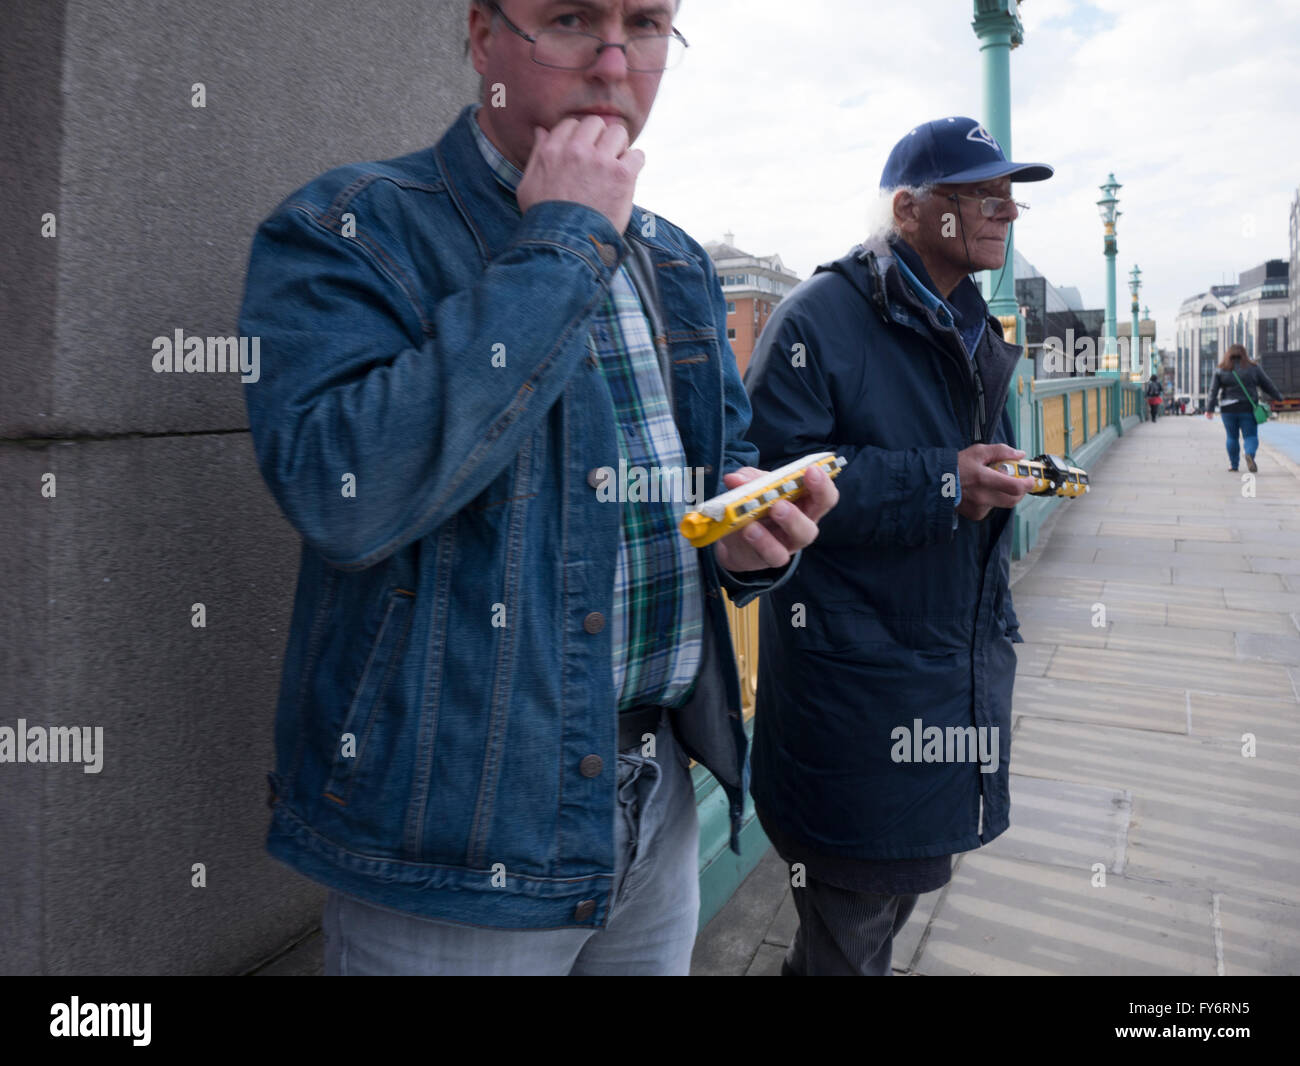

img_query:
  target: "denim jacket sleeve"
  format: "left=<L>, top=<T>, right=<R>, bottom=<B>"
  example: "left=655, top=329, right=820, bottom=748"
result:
left=239, top=190, right=626, bottom=569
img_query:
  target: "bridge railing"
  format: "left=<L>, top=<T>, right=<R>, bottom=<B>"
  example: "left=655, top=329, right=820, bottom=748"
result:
left=1008, top=373, right=1146, bottom=557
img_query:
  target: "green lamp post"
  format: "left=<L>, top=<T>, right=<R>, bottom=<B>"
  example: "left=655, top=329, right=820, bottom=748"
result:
left=1096, top=174, right=1122, bottom=375
left=1129, top=263, right=1142, bottom=378
left=1142, top=305, right=1160, bottom=373
left=971, top=0, right=1025, bottom=345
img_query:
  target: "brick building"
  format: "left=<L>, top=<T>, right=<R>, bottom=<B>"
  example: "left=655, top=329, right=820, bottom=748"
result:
left=705, top=233, right=800, bottom=376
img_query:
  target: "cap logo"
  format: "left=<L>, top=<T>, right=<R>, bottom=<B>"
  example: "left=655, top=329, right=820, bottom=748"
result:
left=966, top=124, right=999, bottom=151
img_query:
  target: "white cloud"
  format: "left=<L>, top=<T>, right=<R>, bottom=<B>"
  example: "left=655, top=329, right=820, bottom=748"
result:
left=635, top=0, right=1300, bottom=342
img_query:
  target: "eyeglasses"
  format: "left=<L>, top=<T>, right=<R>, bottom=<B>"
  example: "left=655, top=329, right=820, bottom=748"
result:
left=488, top=2, right=689, bottom=72
left=947, top=192, right=1029, bottom=218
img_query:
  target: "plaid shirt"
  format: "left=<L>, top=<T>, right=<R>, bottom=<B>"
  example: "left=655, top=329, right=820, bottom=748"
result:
left=471, top=110, right=702, bottom=712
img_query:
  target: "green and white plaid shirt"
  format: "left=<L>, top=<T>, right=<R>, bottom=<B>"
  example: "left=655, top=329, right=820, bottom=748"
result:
left=471, top=109, right=702, bottom=712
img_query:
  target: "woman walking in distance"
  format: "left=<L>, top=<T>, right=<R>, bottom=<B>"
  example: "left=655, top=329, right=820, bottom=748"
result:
left=1206, top=343, right=1284, bottom=472
left=1144, top=374, right=1163, bottom=421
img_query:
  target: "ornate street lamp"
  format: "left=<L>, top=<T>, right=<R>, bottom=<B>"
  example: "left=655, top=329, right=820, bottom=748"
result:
left=1128, top=263, right=1142, bottom=378
left=971, top=0, right=1026, bottom=341
left=1097, top=173, right=1122, bottom=374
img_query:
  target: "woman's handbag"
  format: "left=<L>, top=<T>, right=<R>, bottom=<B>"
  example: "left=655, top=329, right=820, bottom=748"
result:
left=1231, top=369, right=1270, bottom=424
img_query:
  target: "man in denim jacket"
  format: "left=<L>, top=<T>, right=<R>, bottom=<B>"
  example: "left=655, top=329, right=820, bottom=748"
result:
left=238, top=0, right=836, bottom=975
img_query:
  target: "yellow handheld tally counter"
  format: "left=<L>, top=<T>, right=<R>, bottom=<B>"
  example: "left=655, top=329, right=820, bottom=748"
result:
left=990, top=453, right=1091, bottom=498
left=678, top=451, right=848, bottom=548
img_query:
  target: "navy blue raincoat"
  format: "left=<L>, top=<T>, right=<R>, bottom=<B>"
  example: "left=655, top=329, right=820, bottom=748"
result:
left=743, top=236, right=1024, bottom=859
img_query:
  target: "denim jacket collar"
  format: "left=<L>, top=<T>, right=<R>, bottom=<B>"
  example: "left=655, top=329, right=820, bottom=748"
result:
left=445, top=105, right=680, bottom=404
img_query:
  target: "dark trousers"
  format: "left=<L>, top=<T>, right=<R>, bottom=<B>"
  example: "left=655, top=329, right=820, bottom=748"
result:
left=782, top=879, right=919, bottom=976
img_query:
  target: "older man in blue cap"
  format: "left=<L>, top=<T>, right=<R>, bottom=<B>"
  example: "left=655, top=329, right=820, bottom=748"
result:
left=742, top=117, right=1054, bottom=976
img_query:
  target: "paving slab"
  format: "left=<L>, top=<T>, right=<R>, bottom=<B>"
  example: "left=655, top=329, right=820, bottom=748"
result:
left=895, top=883, right=948, bottom=973
left=1187, top=691, right=1300, bottom=750
left=1218, top=895, right=1300, bottom=975
left=1173, top=568, right=1287, bottom=592
left=1125, top=794, right=1300, bottom=902
left=1093, top=547, right=1247, bottom=570
left=1012, top=674, right=1187, bottom=734
left=744, top=942, right=786, bottom=977
left=980, top=775, right=1131, bottom=872
left=1235, top=631, right=1300, bottom=665
left=1014, top=619, right=1108, bottom=648
left=1058, top=598, right=1167, bottom=626
left=1010, top=575, right=1105, bottom=601
left=1034, top=561, right=1173, bottom=584
left=1101, top=580, right=1224, bottom=607
left=1045, top=645, right=1291, bottom=699
left=1105, top=621, right=1236, bottom=659
left=1011, top=718, right=1300, bottom=814
left=1012, top=641, right=1057, bottom=678
left=912, top=852, right=1218, bottom=976
left=1101, top=521, right=1233, bottom=542
left=690, top=846, right=790, bottom=976
left=1037, top=542, right=1102, bottom=563
left=1173, top=538, right=1257, bottom=555
left=1168, top=603, right=1298, bottom=636
left=1248, top=555, right=1300, bottom=576
left=1177, top=514, right=1279, bottom=529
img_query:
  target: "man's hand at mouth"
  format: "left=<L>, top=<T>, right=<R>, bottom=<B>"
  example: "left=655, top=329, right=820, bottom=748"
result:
left=517, top=114, right=644, bottom=234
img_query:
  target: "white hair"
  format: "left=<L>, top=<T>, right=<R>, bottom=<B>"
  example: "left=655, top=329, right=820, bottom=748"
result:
left=867, top=184, right=934, bottom=243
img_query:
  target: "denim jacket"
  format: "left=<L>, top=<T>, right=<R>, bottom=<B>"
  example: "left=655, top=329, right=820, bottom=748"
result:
left=239, top=105, right=797, bottom=930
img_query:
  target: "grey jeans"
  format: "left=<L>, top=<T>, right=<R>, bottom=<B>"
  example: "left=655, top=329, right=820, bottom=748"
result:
left=322, top=712, right=700, bottom=975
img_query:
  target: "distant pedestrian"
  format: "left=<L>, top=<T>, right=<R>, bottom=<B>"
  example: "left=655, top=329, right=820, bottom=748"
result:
left=1206, top=343, right=1284, bottom=472
left=1144, top=374, right=1162, bottom=421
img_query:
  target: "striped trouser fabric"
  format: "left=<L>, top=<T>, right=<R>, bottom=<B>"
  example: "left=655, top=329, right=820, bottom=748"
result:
left=782, top=881, right=919, bottom=976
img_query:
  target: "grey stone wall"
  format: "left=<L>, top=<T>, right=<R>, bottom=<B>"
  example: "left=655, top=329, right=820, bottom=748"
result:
left=1, top=0, right=476, bottom=975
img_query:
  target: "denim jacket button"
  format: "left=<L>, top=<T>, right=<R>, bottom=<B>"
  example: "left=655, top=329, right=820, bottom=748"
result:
left=586, top=467, right=607, bottom=489
left=579, top=755, right=603, bottom=777
left=583, top=611, right=605, bottom=634
left=574, top=899, right=596, bottom=921
left=594, top=242, right=618, bottom=268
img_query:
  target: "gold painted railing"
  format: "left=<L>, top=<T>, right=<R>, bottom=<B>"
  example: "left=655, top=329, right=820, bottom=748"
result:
left=1030, top=377, right=1140, bottom=458
left=724, top=596, right=759, bottom=723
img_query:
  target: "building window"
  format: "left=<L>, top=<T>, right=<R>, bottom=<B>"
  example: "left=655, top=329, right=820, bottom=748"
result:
left=726, top=301, right=735, bottom=313
left=727, top=328, right=736, bottom=339
left=1200, top=324, right=1217, bottom=396
left=1262, top=318, right=1278, bottom=353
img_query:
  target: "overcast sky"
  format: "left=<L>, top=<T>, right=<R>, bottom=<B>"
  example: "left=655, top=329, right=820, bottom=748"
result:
left=633, top=0, right=1300, bottom=339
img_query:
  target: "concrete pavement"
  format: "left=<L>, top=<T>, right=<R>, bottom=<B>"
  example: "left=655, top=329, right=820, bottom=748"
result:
left=691, top=411, right=1300, bottom=976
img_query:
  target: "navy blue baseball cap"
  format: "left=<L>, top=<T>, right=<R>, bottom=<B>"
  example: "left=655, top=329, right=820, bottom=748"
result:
left=880, top=116, right=1053, bottom=189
